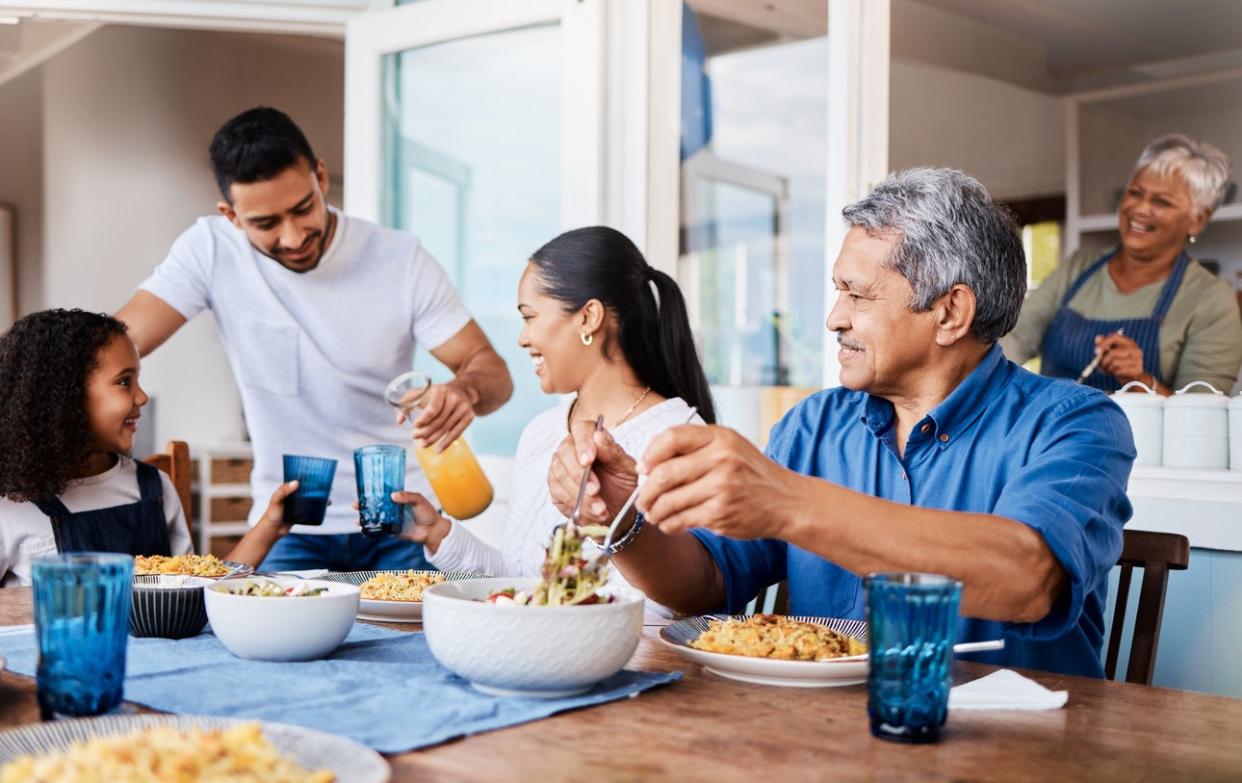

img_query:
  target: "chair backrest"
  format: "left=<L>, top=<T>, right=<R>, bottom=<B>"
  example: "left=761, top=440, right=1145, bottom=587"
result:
left=1105, top=529, right=1190, bottom=685
left=141, top=440, right=193, bottom=531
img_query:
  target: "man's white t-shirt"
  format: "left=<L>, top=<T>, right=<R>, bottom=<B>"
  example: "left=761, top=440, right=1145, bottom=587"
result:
left=140, top=209, right=472, bottom=534
left=0, top=456, right=193, bottom=587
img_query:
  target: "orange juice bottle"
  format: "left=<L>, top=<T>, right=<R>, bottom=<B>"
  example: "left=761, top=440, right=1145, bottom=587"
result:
left=384, top=371, right=494, bottom=519
left=414, top=440, right=493, bottom=519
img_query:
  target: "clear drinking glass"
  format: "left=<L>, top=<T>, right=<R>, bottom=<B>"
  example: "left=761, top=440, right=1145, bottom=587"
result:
left=384, top=371, right=494, bottom=519
left=865, top=572, right=962, bottom=743
left=354, top=444, right=411, bottom=538
left=282, top=454, right=338, bottom=526
left=32, top=552, right=134, bottom=719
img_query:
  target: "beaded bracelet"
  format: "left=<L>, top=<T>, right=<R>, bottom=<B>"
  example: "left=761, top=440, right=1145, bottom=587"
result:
left=600, top=512, right=645, bottom=555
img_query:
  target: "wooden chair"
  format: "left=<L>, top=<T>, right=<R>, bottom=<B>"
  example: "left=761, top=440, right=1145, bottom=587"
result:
left=142, top=440, right=193, bottom=531
left=1106, top=529, right=1190, bottom=685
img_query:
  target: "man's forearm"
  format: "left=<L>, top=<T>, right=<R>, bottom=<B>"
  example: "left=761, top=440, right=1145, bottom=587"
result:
left=449, top=347, right=512, bottom=415
left=611, top=521, right=725, bottom=615
left=781, top=476, right=1066, bottom=623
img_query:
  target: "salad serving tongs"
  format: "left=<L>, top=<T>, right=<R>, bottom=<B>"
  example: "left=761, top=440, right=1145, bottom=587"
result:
left=551, top=415, right=605, bottom=542
left=583, top=406, right=699, bottom=575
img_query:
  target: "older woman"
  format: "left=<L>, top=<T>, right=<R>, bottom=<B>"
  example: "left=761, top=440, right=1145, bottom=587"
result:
left=1003, top=134, right=1242, bottom=394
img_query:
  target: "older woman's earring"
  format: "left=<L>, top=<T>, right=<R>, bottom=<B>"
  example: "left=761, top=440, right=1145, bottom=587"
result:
left=1189, top=234, right=1198, bottom=244
left=581, top=332, right=594, bottom=346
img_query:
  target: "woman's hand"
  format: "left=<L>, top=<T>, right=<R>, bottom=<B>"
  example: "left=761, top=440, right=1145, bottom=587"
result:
left=548, top=421, right=638, bottom=526
left=388, top=491, right=452, bottom=553
left=1096, top=332, right=1147, bottom=384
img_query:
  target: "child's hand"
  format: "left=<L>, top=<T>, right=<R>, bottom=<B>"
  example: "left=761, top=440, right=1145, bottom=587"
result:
left=256, top=480, right=300, bottom=538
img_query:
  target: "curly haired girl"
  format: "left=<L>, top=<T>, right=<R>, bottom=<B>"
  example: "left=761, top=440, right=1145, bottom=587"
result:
left=0, top=309, right=296, bottom=586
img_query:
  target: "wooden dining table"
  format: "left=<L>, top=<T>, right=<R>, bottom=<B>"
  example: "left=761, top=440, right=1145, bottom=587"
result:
left=0, top=587, right=1239, bottom=782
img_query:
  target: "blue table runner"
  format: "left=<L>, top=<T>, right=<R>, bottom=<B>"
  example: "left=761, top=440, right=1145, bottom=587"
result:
left=0, top=624, right=680, bottom=754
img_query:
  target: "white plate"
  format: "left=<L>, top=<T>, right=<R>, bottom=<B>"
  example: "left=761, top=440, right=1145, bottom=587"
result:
left=659, top=615, right=869, bottom=688
left=319, top=570, right=482, bottom=623
left=0, top=714, right=389, bottom=782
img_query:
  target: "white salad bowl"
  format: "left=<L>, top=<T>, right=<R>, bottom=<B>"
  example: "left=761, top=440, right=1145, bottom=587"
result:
left=422, top=576, right=644, bottom=698
left=204, top=578, right=360, bottom=662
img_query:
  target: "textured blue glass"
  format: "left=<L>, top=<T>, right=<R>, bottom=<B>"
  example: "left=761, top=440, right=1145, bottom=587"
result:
left=354, top=445, right=411, bottom=538
left=282, top=454, right=338, bottom=526
left=32, top=553, right=134, bottom=718
left=866, top=573, right=962, bottom=743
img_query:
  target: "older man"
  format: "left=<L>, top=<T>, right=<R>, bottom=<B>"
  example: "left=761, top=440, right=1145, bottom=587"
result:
left=550, top=168, right=1135, bottom=678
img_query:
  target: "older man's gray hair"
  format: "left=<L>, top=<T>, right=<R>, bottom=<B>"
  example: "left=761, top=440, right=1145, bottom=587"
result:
left=841, top=167, right=1026, bottom=345
left=1132, top=133, right=1232, bottom=216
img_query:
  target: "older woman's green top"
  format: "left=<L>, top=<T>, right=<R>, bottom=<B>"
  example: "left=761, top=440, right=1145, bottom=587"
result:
left=1001, top=248, right=1242, bottom=392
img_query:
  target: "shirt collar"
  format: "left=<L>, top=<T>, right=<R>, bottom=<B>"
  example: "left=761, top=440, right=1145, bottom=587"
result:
left=859, top=343, right=1009, bottom=447
left=923, top=343, right=1009, bottom=447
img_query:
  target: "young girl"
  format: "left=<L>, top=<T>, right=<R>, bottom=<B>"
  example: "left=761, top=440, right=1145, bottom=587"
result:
left=0, top=309, right=295, bottom=586
left=390, top=226, right=714, bottom=612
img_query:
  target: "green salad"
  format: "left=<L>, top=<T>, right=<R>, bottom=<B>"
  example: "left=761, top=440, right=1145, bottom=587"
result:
left=225, top=579, right=327, bottom=598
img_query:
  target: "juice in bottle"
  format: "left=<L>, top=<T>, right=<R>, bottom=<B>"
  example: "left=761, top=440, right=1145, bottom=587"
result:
left=414, top=439, right=494, bottom=519
left=384, top=371, right=494, bottom=519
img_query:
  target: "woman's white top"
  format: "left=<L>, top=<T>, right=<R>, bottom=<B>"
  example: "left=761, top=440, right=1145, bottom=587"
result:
left=0, top=456, right=193, bottom=587
left=428, top=396, right=704, bottom=616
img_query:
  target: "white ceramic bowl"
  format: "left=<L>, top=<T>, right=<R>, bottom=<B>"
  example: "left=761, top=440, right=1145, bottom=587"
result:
left=204, top=578, right=360, bottom=661
left=422, top=577, right=644, bottom=698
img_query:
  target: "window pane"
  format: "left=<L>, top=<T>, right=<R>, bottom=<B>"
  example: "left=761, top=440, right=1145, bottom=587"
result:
left=680, top=5, right=828, bottom=389
left=382, top=24, right=561, bottom=456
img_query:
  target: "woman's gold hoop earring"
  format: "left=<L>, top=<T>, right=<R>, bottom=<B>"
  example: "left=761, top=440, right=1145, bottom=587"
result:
left=580, top=332, right=594, bottom=346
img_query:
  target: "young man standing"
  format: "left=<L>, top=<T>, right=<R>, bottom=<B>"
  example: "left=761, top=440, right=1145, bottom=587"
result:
left=117, top=107, right=512, bottom=572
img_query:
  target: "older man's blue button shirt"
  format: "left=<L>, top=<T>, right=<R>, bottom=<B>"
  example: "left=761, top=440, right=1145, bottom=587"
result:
left=690, top=344, right=1135, bottom=678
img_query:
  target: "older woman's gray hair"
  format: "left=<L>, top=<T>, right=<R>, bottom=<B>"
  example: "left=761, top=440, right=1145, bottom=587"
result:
left=841, top=167, right=1026, bottom=345
left=1132, top=133, right=1232, bottom=216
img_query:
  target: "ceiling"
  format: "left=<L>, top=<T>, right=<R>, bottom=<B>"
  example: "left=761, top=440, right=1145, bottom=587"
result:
left=917, top=0, right=1242, bottom=82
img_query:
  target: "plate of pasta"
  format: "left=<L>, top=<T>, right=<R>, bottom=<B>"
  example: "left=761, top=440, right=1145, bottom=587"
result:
left=0, top=714, right=388, bottom=783
left=134, top=554, right=252, bottom=579
left=318, top=570, right=482, bottom=622
left=659, top=614, right=870, bottom=688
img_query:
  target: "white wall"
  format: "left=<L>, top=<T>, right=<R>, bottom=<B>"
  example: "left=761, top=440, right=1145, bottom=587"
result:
left=38, top=25, right=343, bottom=447
left=889, top=60, right=1065, bottom=202
left=0, top=66, right=44, bottom=323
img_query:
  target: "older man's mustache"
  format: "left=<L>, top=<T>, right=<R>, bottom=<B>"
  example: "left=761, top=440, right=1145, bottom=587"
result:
left=837, top=336, right=866, bottom=352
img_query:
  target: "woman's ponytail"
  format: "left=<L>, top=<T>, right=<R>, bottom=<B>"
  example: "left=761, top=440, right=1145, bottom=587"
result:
left=529, top=227, right=716, bottom=424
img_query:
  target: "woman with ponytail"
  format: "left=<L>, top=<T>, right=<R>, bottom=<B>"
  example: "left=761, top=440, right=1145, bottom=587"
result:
left=389, top=226, right=710, bottom=612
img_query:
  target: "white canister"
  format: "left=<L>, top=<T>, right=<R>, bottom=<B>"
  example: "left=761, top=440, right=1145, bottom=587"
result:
left=1111, top=381, right=1164, bottom=467
left=1163, top=381, right=1229, bottom=470
left=1229, top=392, right=1242, bottom=471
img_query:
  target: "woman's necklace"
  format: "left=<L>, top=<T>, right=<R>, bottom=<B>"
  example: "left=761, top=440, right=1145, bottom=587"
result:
left=568, top=386, right=652, bottom=430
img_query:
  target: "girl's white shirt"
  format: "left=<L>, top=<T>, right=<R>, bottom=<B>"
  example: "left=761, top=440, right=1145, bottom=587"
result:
left=0, top=456, right=193, bottom=586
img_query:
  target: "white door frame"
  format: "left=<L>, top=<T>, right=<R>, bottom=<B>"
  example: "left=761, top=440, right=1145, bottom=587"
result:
left=0, top=1, right=381, bottom=35
left=343, top=0, right=604, bottom=229
left=823, top=0, right=890, bottom=388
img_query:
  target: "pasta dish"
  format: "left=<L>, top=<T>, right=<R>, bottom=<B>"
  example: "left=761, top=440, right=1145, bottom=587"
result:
left=688, top=614, right=867, bottom=661
left=135, top=554, right=231, bottom=578
left=359, top=570, right=444, bottom=602
left=0, top=722, right=333, bottom=783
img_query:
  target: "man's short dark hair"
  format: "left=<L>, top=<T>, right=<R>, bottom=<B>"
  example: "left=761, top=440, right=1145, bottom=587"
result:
left=209, top=107, right=317, bottom=200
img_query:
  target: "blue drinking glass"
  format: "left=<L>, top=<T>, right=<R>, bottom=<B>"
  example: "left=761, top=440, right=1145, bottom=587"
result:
left=32, top=552, right=134, bottom=719
left=865, top=572, right=962, bottom=743
left=354, top=445, right=411, bottom=538
left=282, top=454, right=337, bottom=526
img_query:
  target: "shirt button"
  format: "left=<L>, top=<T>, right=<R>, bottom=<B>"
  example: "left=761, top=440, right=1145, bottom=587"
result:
left=920, top=423, right=932, bottom=434
left=939, top=433, right=950, bottom=443
left=901, top=472, right=908, bottom=481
